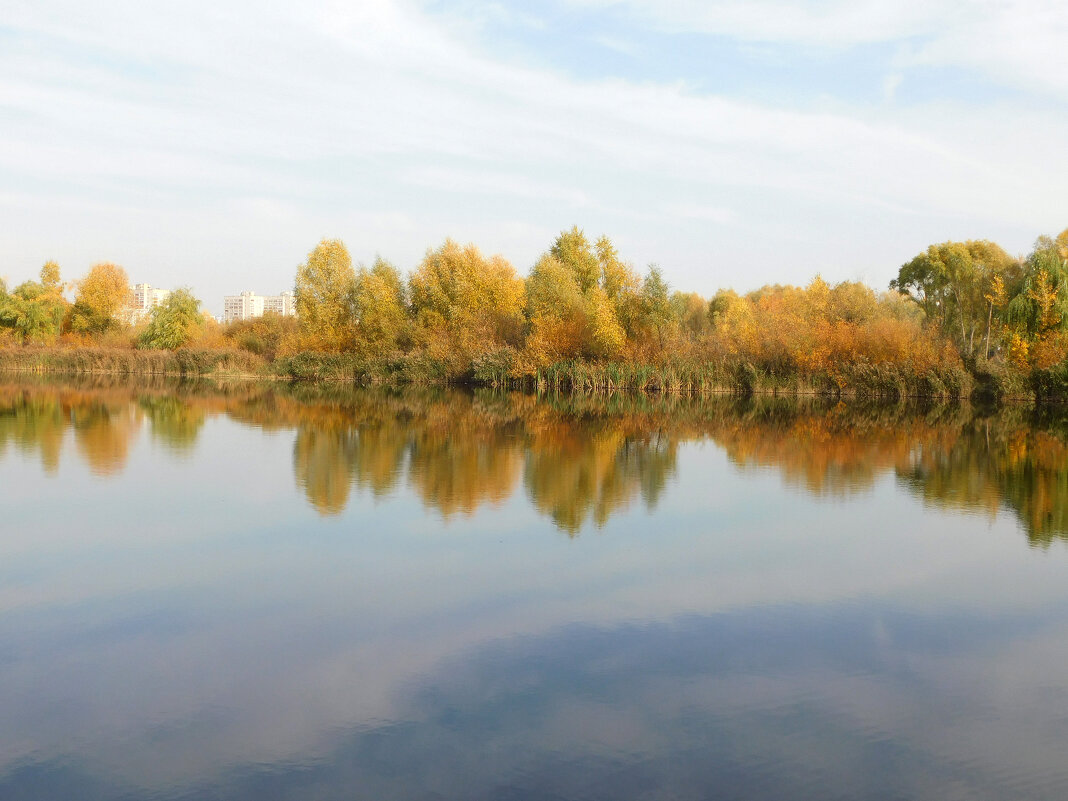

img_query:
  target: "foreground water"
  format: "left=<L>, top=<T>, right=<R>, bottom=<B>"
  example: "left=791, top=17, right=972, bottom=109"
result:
left=2, top=377, right=1068, bottom=800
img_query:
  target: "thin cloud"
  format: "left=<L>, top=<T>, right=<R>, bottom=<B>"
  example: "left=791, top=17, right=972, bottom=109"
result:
left=1, top=0, right=1066, bottom=308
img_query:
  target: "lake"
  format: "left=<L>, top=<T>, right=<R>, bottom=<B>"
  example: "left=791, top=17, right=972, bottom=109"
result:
left=2, top=376, right=1068, bottom=800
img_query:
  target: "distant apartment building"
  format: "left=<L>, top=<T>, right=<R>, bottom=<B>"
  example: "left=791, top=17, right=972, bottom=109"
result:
left=125, top=283, right=172, bottom=323
left=223, top=290, right=296, bottom=323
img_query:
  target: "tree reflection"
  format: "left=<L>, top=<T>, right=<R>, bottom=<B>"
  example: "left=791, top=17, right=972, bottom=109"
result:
left=897, top=414, right=1068, bottom=545
left=0, top=389, right=66, bottom=473
left=293, top=426, right=359, bottom=515
left=524, top=421, right=676, bottom=534
left=70, top=400, right=141, bottom=476
left=5, top=376, right=1068, bottom=542
left=139, top=395, right=205, bottom=453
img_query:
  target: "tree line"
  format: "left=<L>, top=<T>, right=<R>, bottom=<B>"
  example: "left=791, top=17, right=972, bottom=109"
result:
left=3, top=225, right=1068, bottom=396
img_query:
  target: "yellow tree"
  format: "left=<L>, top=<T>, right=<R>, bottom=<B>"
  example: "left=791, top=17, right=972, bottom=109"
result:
left=408, top=240, right=526, bottom=372
left=295, top=239, right=356, bottom=351
left=524, top=229, right=632, bottom=366
left=596, top=235, right=642, bottom=336
left=551, top=226, right=600, bottom=292
left=352, top=257, right=408, bottom=354
left=525, top=253, right=587, bottom=365
left=40, top=260, right=62, bottom=292
left=69, top=262, right=132, bottom=334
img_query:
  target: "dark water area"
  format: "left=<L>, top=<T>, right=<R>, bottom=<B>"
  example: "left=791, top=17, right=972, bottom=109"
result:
left=2, top=376, right=1068, bottom=800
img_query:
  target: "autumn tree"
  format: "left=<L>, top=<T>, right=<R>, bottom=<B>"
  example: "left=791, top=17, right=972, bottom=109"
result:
left=596, top=235, right=643, bottom=336
left=352, top=257, right=408, bottom=354
left=40, top=260, right=62, bottom=292
left=525, top=253, right=588, bottom=364
left=409, top=240, right=526, bottom=373
left=295, top=239, right=356, bottom=351
left=829, top=281, right=878, bottom=324
left=551, top=226, right=601, bottom=292
left=69, top=262, right=132, bottom=334
left=137, top=288, right=203, bottom=350
left=524, top=228, right=630, bottom=366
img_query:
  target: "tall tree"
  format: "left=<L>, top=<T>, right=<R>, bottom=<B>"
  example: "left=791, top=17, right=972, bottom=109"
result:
left=352, top=257, right=408, bottom=353
left=551, top=226, right=600, bottom=293
left=295, top=239, right=356, bottom=351
left=409, top=240, right=526, bottom=369
left=892, top=240, right=1013, bottom=356
left=639, top=265, right=672, bottom=350
left=596, top=235, right=642, bottom=336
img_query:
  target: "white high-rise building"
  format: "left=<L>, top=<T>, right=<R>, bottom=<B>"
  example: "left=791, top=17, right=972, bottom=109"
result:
left=262, top=291, right=296, bottom=317
left=223, top=290, right=296, bottom=323
left=126, top=283, right=172, bottom=323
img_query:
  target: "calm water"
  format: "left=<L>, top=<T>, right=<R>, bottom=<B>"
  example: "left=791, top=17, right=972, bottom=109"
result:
left=2, top=377, right=1068, bottom=800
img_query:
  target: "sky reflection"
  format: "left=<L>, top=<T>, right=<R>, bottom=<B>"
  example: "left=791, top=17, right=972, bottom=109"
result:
left=2, top=378, right=1068, bottom=799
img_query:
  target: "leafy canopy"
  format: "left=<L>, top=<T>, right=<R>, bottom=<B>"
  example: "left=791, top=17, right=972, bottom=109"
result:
left=138, top=288, right=203, bottom=350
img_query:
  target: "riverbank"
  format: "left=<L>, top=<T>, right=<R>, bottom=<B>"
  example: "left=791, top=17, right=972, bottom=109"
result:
left=0, top=344, right=1053, bottom=402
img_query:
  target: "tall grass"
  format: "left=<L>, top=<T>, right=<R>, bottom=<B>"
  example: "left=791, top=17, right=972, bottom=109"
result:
left=0, top=346, right=266, bottom=377
left=0, top=345, right=978, bottom=400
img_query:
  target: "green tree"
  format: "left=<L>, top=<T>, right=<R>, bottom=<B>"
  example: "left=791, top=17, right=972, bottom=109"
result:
left=892, top=240, right=1014, bottom=356
left=525, top=252, right=587, bottom=361
left=671, top=291, right=710, bottom=337
left=137, top=288, right=203, bottom=350
left=639, top=265, right=672, bottom=350
left=295, top=239, right=356, bottom=351
left=1007, top=239, right=1068, bottom=338
left=0, top=263, right=68, bottom=343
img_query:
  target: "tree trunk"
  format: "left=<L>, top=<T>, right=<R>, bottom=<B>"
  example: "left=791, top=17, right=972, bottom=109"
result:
left=953, top=288, right=968, bottom=355
left=984, top=302, right=993, bottom=359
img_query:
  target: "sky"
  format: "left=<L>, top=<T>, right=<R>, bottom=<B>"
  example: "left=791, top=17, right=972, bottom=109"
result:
left=3, top=0, right=1068, bottom=315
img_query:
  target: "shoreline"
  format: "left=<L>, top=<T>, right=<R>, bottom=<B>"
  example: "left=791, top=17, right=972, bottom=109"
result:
left=0, top=346, right=1043, bottom=403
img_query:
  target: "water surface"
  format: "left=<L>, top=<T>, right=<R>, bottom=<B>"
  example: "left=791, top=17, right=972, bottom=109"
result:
left=2, top=377, right=1068, bottom=800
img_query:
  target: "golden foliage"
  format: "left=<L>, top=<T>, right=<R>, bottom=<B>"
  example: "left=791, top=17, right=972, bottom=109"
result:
left=295, top=239, right=356, bottom=352
left=409, top=240, right=526, bottom=372
left=70, top=262, right=132, bottom=333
